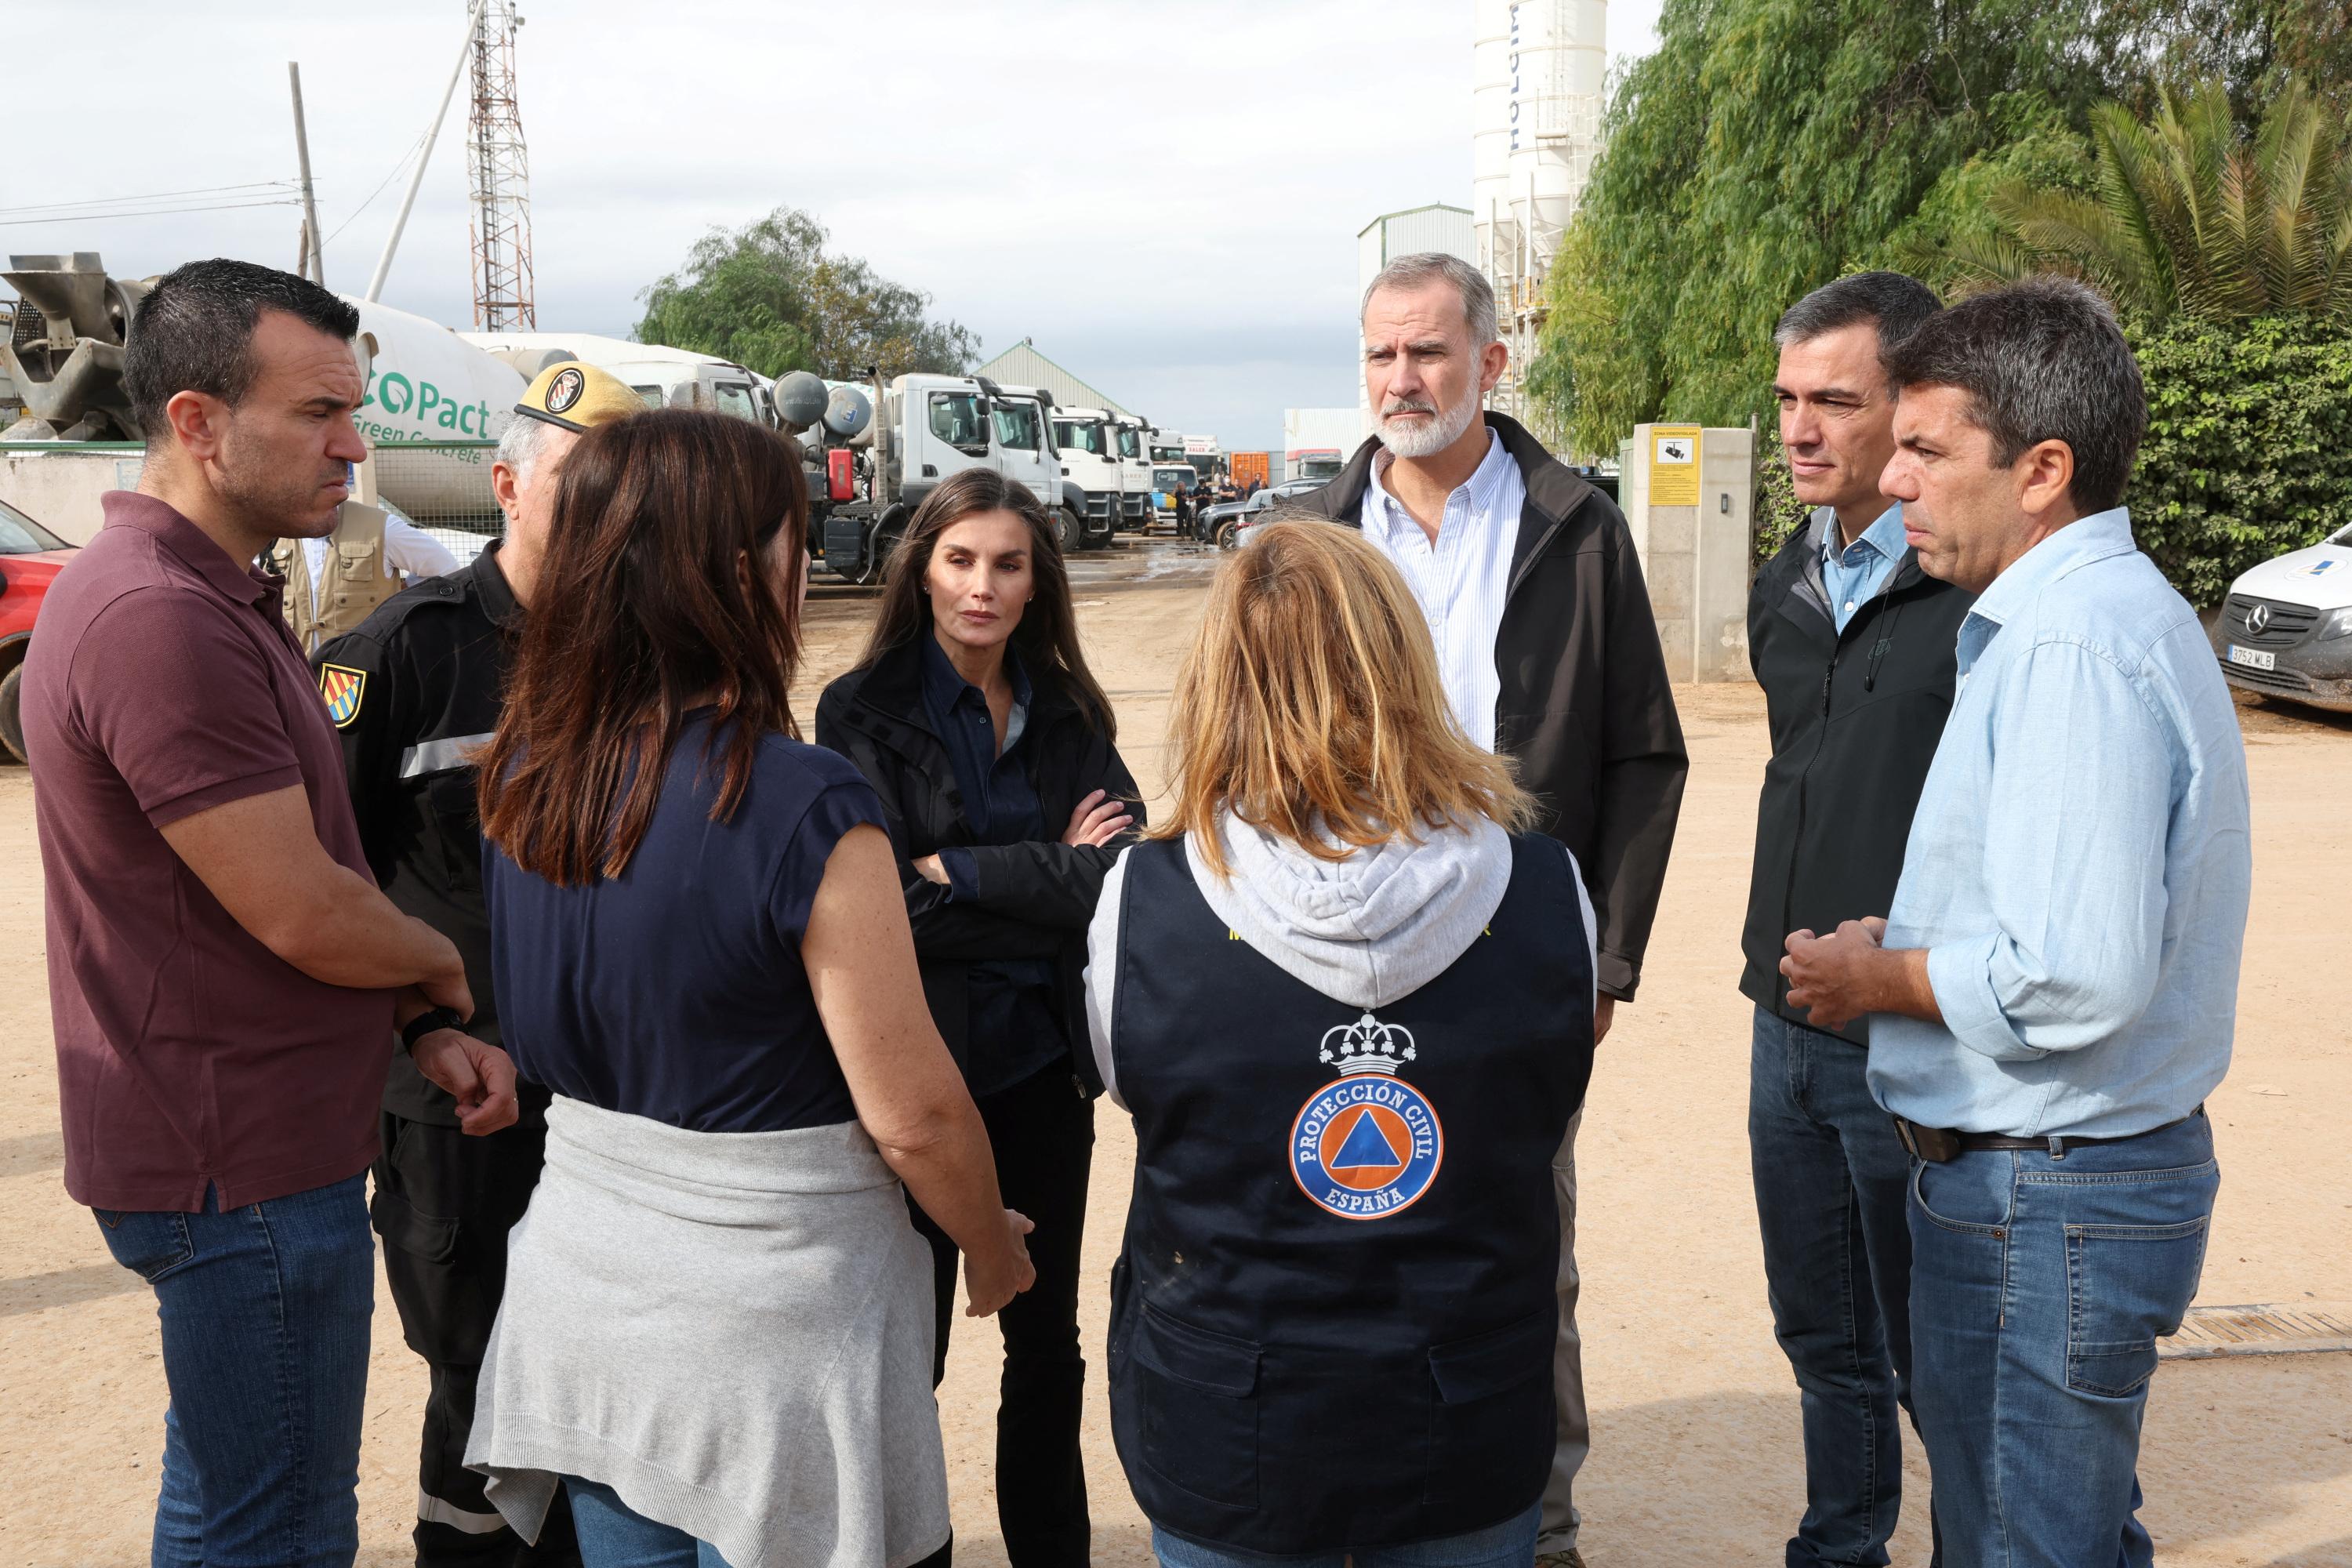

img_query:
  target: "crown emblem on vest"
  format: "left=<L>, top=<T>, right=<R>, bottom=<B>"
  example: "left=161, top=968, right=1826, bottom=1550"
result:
left=1318, top=1011, right=1417, bottom=1076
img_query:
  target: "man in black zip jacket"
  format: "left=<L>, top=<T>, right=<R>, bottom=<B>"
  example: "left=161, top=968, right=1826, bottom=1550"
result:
left=1292, top=252, right=1686, bottom=1568
left=1744, top=272, right=1970, bottom=1567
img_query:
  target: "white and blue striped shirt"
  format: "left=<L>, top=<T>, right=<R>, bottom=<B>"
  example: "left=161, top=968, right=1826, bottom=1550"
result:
left=1359, top=428, right=1525, bottom=753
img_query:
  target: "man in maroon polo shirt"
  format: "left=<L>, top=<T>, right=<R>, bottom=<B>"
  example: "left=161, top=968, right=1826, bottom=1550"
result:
left=21, top=258, right=519, bottom=1568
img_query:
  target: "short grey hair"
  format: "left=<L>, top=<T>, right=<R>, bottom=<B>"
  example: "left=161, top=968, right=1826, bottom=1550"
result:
left=1881, top=275, right=2147, bottom=514
left=1361, top=252, right=1499, bottom=347
left=494, top=412, right=561, bottom=488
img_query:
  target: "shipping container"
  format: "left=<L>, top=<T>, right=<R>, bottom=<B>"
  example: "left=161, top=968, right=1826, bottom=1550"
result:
left=1229, top=451, right=1270, bottom=489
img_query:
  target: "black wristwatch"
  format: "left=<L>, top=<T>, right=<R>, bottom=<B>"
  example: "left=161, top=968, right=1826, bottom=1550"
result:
left=400, top=1007, right=466, bottom=1054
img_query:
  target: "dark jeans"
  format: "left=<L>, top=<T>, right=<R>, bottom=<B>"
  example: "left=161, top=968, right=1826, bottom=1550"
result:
left=93, top=1173, right=374, bottom=1568
left=1909, top=1112, right=2217, bottom=1568
left=910, top=1062, right=1096, bottom=1568
left=373, top=1112, right=581, bottom=1566
left=1748, top=1006, right=1919, bottom=1567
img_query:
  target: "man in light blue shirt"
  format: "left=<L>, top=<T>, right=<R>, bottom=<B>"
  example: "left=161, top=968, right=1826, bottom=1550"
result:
left=1778, top=278, right=2249, bottom=1568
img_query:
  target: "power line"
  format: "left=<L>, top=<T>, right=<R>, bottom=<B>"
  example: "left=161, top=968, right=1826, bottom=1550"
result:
left=323, top=132, right=430, bottom=249
left=0, top=181, right=296, bottom=220
left=0, top=198, right=303, bottom=229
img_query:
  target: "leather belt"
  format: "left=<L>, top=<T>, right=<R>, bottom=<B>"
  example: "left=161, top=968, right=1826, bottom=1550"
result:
left=1892, top=1107, right=2203, bottom=1163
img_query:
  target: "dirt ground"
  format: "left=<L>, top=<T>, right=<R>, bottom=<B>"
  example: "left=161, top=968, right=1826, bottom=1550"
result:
left=2, top=535, right=2348, bottom=1566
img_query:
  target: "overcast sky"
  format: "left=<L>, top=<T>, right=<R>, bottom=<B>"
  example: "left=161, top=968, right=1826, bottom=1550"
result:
left=9, top=1, right=1664, bottom=452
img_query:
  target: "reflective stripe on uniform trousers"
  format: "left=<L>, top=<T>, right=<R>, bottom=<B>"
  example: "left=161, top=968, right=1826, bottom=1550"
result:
left=418, top=1486, right=508, bottom=1534
left=399, top=733, right=496, bottom=779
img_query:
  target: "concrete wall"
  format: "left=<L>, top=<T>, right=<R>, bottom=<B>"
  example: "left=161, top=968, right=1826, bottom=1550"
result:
left=0, top=448, right=144, bottom=546
left=1617, top=424, right=1753, bottom=683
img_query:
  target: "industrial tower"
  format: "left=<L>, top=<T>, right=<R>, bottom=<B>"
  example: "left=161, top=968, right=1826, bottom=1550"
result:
left=1472, top=0, right=1606, bottom=430
left=466, top=0, right=535, bottom=331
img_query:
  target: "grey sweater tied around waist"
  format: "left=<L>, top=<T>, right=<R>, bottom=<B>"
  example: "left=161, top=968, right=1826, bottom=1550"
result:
left=464, top=1095, right=949, bottom=1568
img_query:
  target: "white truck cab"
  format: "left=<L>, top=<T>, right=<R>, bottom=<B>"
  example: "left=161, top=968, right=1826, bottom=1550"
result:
left=978, top=378, right=1104, bottom=554
left=1109, top=414, right=1153, bottom=531
left=463, top=332, right=769, bottom=424
left=804, top=373, right=1114, bottom=583
left=1052, top=407, right=1124, bottom=540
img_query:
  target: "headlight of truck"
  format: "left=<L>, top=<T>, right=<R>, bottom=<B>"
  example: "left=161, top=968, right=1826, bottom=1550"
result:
left=2321, top=606, right=2352, bottom=641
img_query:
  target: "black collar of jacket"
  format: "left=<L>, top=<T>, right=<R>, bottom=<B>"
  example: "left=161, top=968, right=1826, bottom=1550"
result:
left=827, top=630, right=1086, bottom=754
left=1292, top=411, right=1598, bottom=593
left=469, top=538, right=524, bottom=627
left=1769, top=505, right=1934, bottom=632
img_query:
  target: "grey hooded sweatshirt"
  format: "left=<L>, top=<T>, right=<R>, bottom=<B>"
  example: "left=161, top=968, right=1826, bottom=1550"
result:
left=1083, top=811, right=1595, bottom=1106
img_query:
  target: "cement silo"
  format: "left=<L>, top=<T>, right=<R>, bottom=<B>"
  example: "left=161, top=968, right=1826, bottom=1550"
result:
left=1474, top=0, right=1607, bottom=426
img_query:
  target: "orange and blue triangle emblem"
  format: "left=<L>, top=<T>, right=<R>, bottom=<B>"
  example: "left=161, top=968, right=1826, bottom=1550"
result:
left=318, top=664, right=366, bottom=729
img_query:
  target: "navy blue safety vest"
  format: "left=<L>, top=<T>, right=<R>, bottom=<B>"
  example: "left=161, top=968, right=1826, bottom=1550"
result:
left=1106, top=833, right=1595, bottom=1555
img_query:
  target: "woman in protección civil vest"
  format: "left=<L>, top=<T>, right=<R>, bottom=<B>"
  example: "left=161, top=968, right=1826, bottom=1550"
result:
left=1083, top=519, right=1596, bottom=1568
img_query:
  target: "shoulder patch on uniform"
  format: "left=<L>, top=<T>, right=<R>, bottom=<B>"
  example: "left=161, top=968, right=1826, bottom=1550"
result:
left=319, top=664, right=367, bottom=728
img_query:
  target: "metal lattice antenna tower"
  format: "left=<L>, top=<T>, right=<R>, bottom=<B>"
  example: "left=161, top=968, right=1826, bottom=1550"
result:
left=466, top=0, right=535, bottom=330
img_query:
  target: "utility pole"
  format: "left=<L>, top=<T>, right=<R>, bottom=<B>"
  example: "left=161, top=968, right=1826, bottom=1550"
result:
left=367, top=0, right=491, bottom=303
left=288, top=62, right=325, bottom=285
left=467, top=1, right=536, bottom=330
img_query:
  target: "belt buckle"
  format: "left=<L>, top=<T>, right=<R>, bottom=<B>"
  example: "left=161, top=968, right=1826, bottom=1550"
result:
left=1893, top=1116, right=1959, bottom=1163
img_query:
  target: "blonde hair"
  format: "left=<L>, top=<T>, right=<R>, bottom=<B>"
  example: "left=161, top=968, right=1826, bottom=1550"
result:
left=1152, top=517, right=1534, bottom=877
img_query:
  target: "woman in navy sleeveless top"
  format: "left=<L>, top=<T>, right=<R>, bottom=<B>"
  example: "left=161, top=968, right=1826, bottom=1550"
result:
left=1083, top=521, right=1597, bottom=1567
left=464, top=410, right=1036, bottom=1568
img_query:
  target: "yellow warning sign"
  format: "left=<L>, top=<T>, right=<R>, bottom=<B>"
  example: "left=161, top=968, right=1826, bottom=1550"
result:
left=1648, top=425, right=1701, bottom=506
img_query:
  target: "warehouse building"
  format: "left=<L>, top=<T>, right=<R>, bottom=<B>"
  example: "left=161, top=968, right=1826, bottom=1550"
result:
left=971, top=339, right=1132, bottom=418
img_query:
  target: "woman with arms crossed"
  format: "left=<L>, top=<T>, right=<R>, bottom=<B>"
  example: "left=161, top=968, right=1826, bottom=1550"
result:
left=463, top=410, right=1033, bottom=1568
left=818, top=467, right=1140, bottom=1568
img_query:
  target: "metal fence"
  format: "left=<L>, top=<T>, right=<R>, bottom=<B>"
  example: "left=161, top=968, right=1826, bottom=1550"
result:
left=0, top=437, right=503, bottom=566
left=370, top=440, right=503, bottom=567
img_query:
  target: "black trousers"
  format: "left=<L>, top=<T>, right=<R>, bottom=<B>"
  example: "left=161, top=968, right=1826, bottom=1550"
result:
left=909, top=1063, right=1097, bottom=1568
left=372, top=1112, right=581, bottom=1568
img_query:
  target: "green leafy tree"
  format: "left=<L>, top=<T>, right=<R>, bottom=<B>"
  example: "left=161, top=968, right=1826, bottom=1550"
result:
left=1935, top=77, right=2352, bottom=322
left=1525, top=0, right=2347, bottom=457
left=635, top=208, right=978, bottom=381
left=2132, top=313, right=2352, bottom=600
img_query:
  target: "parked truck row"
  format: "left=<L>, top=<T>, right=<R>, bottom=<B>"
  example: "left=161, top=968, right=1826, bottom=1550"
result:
left=0, top=254, right=1221, bottom=587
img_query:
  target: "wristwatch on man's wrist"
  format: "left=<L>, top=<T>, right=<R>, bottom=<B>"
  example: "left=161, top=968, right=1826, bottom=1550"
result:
left=400, top=1007, right=466, bottom=1054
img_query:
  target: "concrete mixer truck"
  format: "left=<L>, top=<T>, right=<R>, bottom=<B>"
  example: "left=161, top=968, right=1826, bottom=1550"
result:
left=773, top=370, right=1106, bottom=585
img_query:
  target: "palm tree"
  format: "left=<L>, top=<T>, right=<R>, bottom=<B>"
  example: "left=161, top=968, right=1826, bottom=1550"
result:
left=1938, top=76, right=2352, bottom=322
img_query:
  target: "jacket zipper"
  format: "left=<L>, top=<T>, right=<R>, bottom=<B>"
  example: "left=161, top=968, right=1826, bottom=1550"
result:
left=1774, top=564, right=1917, bottom=1014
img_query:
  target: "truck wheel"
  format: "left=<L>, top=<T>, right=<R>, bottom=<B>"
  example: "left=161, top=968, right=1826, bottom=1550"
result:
left=0, top=662, right=26, bottom=764
left=1057, top=506, right=1084, bottom=556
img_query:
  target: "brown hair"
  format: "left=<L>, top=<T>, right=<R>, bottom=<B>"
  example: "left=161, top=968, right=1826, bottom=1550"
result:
left=477, top=408, right=807, bottom=884
left=852, top=466, right=1115, bottom=739
left=1150, top=517, right=1532, bottom=877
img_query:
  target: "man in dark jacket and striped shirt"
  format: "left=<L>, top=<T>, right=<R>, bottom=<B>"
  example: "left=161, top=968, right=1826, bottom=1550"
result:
left=1744, top=271, right=1970, bottom=1567
left=1290, top=252, right=1686, bottom=1568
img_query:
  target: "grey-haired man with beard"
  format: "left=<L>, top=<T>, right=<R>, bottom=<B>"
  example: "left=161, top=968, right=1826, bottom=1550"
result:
left=1291, top=252, right=1688, bottom=1568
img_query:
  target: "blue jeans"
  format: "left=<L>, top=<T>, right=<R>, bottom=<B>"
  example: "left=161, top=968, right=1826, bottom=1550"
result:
left=92, top=1173, right=374, bottom=1568
left=1748, top=1007, right=1919, bottom=1566
left=564, top=1479, right=733, bottom=1568
left=1907, top=1112, right=2218, bottom=1568
left=1150, top=1501, right=1541, bottom=1568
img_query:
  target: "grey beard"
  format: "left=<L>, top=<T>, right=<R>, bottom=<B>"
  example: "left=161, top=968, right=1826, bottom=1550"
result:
left=1376, top=390, right=1480, bottom=459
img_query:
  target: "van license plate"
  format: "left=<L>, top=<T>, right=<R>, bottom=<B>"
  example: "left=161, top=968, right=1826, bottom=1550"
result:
left=2228, top=644, right=2276, bottom=671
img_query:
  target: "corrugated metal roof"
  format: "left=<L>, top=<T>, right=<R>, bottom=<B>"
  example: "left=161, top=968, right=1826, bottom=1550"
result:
left=1359, top=204, right=1476, bottom=267
left=1356, top=201, right=1473, bottom=239
left=971, top=340, right=1130, bottom=418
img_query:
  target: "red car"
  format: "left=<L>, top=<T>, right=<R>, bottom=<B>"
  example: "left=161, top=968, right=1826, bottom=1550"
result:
left=0, top=495, right=77, bottom=764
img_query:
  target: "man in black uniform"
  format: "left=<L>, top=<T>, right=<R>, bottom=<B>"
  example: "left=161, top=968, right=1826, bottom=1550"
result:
left=314, top=360, right=641, bottom=1566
